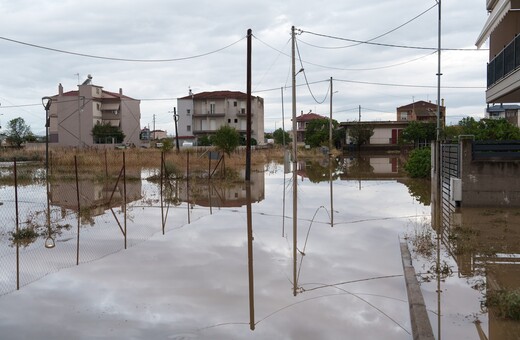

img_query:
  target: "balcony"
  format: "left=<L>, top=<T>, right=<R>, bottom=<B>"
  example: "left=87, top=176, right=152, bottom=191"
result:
left=486, top=34, right=520, bottom=103
left=487, top=35, right=520, bottom=87
left=192, top=112, right=226, bottom=118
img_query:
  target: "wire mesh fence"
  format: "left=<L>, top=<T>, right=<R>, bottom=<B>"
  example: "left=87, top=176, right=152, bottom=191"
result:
left=0, top=149, right=215, bottom=296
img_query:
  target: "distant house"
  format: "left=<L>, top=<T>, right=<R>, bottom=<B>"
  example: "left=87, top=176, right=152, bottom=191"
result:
left=177, top=90, right=264, bottom=145
left=295, top=111, right=328, bottom=143
left=486, top=104, right=520, bottom=127
left=48, top=77, right=141, bottom=147
left=396, top=100, right=446, bottom=126
left=341, top=121, right=409, bottom=146
left=151, top=130, right=167, bottom=140
left=476, top=0, right=520, bottom=104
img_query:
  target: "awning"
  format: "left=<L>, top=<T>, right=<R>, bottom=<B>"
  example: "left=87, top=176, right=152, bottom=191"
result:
left=100, top=103, right=120, bottom=111
left=476, top=0, right=511, bottom=48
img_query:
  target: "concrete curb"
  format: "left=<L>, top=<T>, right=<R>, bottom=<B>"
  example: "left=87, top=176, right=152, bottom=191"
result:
left=400, top=241, right=435, bottom=340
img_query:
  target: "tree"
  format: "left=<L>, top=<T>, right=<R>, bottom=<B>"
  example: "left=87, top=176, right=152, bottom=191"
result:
left=348, top=123, right=374, bottom=147
left=6, top=117, right=33, bottom=147
left=272, top=128, right=291, bottom=145
left=448, top=117, right=520, bottom=141
left=404, top=147, right=431, bottom=178
left=197, top=135, right=212, bottom=146
left=401, top=121, right=436, bottom=147
left=304, top=118, right=341, bottom=148
left=212, top=125, right=240, bottom=156
left=91, top=122, right=125, bottom=144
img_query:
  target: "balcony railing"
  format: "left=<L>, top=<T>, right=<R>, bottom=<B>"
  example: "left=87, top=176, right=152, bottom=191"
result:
left=487, top=34, right=520, bottom=88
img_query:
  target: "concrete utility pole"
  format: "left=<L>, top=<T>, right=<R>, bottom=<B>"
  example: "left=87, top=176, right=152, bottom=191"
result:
left=153, top=114, right=156, bottom=140
left=173, top=107, right=180, bottom=152
left=329, top=77, right=333, bottom=154
left=291, top=25, right=298, bottom=297
left=359, top=105, right=361, bottom=122
left=246, top=28, right=252, bottom=181
left=436, top=0, right=442, bottom=142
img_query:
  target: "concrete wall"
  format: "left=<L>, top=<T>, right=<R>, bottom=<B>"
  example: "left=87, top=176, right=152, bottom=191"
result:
left=460, top=139, right=520, bottom=207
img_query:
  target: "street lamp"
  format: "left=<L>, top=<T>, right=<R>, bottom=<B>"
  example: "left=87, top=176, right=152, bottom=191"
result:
left=42, top=97, right=52, bottom=171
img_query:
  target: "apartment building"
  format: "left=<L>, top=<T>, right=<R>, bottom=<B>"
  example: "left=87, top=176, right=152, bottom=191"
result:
left=477, top=0, right=520, bottom=103
left=48, top=77, right=141, bottom=147
left=396, top=100, right=446, bottom=126
left=177, top=90, right=264, bottom=145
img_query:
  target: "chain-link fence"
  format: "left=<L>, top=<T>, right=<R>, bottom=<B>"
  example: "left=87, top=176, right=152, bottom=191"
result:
left=0, top=148, right=231, bottom=296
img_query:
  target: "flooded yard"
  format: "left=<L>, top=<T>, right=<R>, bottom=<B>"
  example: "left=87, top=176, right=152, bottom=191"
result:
left=0, top=154, right=519, bottom=339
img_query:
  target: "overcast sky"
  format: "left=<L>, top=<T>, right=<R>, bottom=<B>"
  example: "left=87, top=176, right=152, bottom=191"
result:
left=0, top=0, right=490, bottom=136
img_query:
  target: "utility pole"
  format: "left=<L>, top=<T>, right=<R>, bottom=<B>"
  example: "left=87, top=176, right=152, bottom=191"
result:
left=173, top=107, right=180, bottom=152
left=291, top=25, right=298, bottom=297
left=358, top=105, right=361, bottom=122
left=246, top=28, right=252, bottom=181
left=153, top=114, right=156, bottom=140
left=281, top=87, right=285, bottom=147
left=329, top=77, right=333, bottom=154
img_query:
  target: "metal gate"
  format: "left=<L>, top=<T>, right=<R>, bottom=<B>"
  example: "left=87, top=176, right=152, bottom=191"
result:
left=440, top=143, right=460, bottom=247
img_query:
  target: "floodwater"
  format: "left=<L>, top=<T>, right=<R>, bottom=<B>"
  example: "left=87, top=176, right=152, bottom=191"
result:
left=0, top=156, right=518, bottom=339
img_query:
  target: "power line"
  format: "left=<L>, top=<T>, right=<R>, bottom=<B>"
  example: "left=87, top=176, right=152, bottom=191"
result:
left=0, top=35, right=246, bottom=62
left=295, top=39, right=330, bottom=104
left=297, top=3, right=438, bottom=50
left=300, top=30, right=487, bottom=51
left=334, top=78, right=485, bottom=89
left=255, top=34, right=441, bottom=72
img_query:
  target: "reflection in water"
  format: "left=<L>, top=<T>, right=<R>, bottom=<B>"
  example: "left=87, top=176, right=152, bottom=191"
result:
left=431, top=179, right=520, bottom=339
left=246, top=182, right=255, bottom=330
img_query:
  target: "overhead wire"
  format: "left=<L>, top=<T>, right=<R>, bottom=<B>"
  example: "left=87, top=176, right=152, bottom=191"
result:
left=300, top=30, right=487, bottom=51
left=295, top=38, right=330, bottom=104
left=297, top=3, right=438, bottom=50
left=0, top=35, right=246, bottom=62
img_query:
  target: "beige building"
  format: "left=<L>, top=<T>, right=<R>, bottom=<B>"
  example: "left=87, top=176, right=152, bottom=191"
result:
left=177, top=90, right=264, bottom=145
left=396, top=100, right=446, bottom=126
left=48, top=77, right=141, bottom=147
left=477, top=0, right=520, bottom=103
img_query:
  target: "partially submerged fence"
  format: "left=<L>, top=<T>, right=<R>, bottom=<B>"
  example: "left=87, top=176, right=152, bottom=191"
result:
left=0, top=148, right=240, bottom=296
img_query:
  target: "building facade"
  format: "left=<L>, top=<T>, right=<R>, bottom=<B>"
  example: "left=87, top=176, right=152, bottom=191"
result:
left=295, top=111, right=328, bottom=143
left=341, top=121, right=410, bottom=146
left=477, top=0, right=520, bottom=103
left=486, top=104, right=520, bottom=126
left=177, top=90, right=264, bottom=145
left=396, top=100, right=446, bottom=126
left=49, top=79, right=141, bottom=147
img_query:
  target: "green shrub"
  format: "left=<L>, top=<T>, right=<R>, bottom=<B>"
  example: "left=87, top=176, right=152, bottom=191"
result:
left=404, top=147, right=431, bottom=178
left=486, top=289, right=520, bottom=320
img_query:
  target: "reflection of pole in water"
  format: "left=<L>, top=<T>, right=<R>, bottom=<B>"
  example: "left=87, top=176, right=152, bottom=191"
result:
left=246, top=183, right=255, bottom=330
left=187, top=151, right=191, bottom=224
left=329, top=158, right=334, bottom=227
left=14, top=159, right=20, bottom=290
left=292, top=159, right=297, bottom=296
left=75, top=156, right=81, bottom=265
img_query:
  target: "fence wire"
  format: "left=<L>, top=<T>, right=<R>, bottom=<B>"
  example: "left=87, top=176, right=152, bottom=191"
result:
left=0, top=149, right=219, bottom=296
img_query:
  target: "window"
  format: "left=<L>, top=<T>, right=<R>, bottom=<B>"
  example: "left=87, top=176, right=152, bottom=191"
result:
left=234, top=119, right=238, bottom=123
left=400, top=112, right=407, bottom=120
left=210, top=102, right=216, bottom=114
left=234, top=101, right=237, bottom=107
left=228, top=119, right=231, bottom=123
left=187, top=109, right=191, bottom=115
left=187, top=125, right=191, bottom=132
left=96, top=103, right=101, bottom=111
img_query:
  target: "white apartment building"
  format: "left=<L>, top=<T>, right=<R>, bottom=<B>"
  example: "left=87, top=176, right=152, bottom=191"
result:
left=177, top=90, right=264, bottom=145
